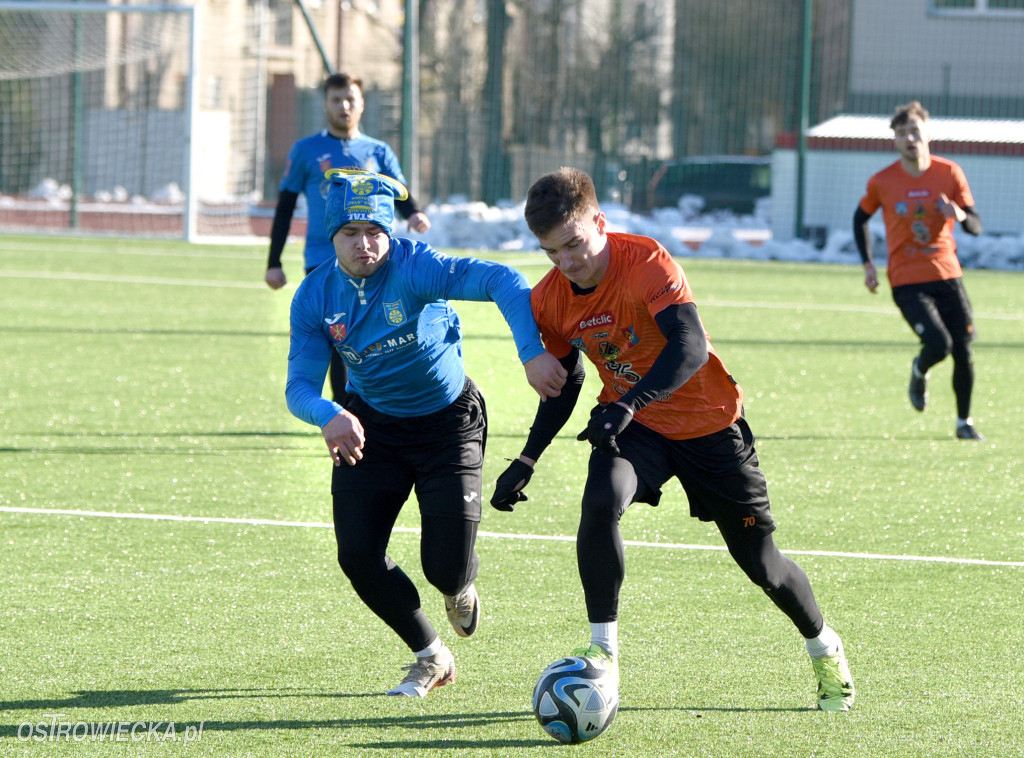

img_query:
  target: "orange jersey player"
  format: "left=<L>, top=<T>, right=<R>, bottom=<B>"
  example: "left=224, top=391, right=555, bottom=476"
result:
left=489, top=166, right=855, bottom=713
left=854, top=100, right=985, bottom=440
left=532, top=232, right=742, bottom=441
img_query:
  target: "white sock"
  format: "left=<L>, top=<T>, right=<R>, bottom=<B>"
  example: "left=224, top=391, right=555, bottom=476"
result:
left=415, top=637, right=444, bottom=659
left=957, top=417, right=972, bottom=428
left=804, top=624, right=841, bottom=659
left=590, top=622, right=619, bottom=658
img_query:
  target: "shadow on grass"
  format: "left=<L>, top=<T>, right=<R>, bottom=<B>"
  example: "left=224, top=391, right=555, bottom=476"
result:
left=4, top=430, right=312, bottom=439
left=0, top=429, right=320, bottom=456
left=0, top=691, right=810, bottom=743
left=5, top=325, right=523, bottom=342
left=3, top=325, right=287, bottom=339
left=0, top=691, right=538, bottom=743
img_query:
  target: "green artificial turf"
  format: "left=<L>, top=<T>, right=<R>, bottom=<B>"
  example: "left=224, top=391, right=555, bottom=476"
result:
left=1, top=235, right=1021, bottom=757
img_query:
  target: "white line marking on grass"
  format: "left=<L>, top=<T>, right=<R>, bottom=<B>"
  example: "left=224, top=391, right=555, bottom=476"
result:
left=4, top=269, right=1020, bottom=321
left=5, top=264, right=1023, bottom=322
left=3, top=506, right=1022, bottom=567
left=701, top=298, right=1024, bottom=322
left=0, top=270, right=268, bottom=289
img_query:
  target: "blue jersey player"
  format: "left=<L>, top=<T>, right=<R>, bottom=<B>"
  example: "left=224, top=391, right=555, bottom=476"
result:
left=286, top=169, right=566, bottom=698
left=267, top=73, right=431, bottom=401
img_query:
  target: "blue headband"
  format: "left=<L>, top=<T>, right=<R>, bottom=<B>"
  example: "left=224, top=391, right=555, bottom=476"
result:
left=324, top=168, right=409, bottom=239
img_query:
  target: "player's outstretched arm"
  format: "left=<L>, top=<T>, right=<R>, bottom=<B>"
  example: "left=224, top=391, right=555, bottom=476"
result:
left=489, top=349, right=584, bottom=512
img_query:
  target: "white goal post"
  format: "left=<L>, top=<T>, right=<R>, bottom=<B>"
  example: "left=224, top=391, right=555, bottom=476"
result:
left=0, top=1, right=206, bottom=239
left=0, top=0, right=299, bottom=242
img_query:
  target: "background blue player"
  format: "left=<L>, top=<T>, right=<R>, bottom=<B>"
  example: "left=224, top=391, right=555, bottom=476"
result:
left=267, top=73, right=431, bottom=401
left=285, top=168, right=566, bottom=698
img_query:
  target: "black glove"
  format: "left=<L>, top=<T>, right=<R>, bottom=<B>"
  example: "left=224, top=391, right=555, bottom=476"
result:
left=576, top=403, right=633, bottom=456
left=490, top=459, right=534, bottom=512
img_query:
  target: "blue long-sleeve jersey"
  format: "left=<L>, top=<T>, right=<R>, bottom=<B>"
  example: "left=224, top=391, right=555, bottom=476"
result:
left=286, top=238, right=545, bottom=426
left=280, top=131, right=408, bottom=270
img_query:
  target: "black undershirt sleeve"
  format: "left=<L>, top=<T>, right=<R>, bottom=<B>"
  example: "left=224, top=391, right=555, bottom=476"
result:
left=267, top=190, right=299, bottom=269
left=520, top=348, right=586, bottom=462
left=395, top=195, right=423, bottom=221
left=961, top=205, right=982, bottom=236
left=618, top=302, right=709, bottom=412
left=853, top=205, right=873, bottom=265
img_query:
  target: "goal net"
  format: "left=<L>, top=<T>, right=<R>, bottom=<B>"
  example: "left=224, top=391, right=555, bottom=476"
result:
left=0, top=1, right=271, bottom=240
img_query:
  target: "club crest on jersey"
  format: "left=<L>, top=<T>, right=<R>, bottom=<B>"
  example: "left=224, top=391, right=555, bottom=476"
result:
left=621, top=326, right=638, bottom=347
left=895, top=202, right=908, bottom=216
left=598, top=341, right=620, bottom=361
left=384, top=299, right=407, bottom=326
left=329, top=322, right=347, bottom=342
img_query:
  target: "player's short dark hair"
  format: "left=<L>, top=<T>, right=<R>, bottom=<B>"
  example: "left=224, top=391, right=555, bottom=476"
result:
left=890, top=100, right=929, bottom=131
left=322, top=72, right=363, bottom=96
left=524, top=167, right=599, bottom=237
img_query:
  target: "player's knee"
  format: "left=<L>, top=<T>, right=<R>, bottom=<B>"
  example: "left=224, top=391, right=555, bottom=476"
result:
left=580, top=490, right=626, bottom=525
left=747, top=562, right=787, bottom=592
left=921, top=332, right=953, bottom=360
left=951, top=338, right=973, bottom=365
left=422, top=561, right=470, bottom=597
left=336, top=542, right=381, bottom=583
left=729, top=537, right=787, bottom=590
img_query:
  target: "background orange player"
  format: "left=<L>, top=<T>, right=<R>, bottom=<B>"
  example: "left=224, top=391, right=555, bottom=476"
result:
left=854, top=101, right=985, bottom=440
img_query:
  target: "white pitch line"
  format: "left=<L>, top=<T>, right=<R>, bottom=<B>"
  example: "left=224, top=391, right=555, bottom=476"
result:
left=3, top=269, right=1021, bottom=321
left=2, top=506, right=1021, bottom=568
left=701, top=298, right=1024, bottom=322
left=0, top=270, right=268, bottom=289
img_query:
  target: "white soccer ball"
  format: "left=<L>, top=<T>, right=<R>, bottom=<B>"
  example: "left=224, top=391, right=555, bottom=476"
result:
left=532, top=656, right=619, bottom=744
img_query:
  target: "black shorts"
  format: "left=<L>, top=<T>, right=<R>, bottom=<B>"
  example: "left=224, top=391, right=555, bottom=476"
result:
left=615, top=415, right=776, bottom=541
left=331, top=377, right=487, bottom=520
left=892, top=277, right=975, bottom=344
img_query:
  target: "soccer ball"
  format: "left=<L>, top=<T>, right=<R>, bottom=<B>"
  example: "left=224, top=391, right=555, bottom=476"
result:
left=532, top=656, right=619, bottom=744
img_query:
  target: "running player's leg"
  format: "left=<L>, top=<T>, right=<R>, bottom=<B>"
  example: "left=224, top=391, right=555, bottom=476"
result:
left=680, top=417, right=853, bottom=709
left=419, top=515, right=480, bottom=598
left=332, top=477, right=438, bottom=652
left=936, top=279, right=977, bottom=422
left=723, top=530, right=823, bottom=637
left=893, top=283, right=953, bottom=373
left=577, top=452, right=638, bottom=626
left=412, top=377, right=487, bottom=636
left=569, top=450, right=640, bottom=674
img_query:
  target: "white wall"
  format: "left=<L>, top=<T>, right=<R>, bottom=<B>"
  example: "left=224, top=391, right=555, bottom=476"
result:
left=851, top=0, right=1024, bottom=99
left=773, top=147, right=1024, bottom=240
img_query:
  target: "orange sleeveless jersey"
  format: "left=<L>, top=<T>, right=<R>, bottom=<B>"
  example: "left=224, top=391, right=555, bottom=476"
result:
left=531, top=233, right=742, bottom=440
left=858, top=155, right=974, bottom=288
